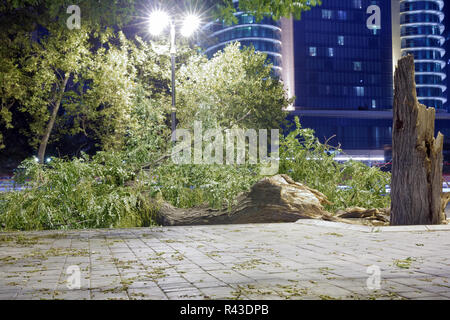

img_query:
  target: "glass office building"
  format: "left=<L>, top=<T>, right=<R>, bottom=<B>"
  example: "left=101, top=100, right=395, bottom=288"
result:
left=400, top=0, right=447, bottom=110
left=445, top=3, right=450, bottom=110
left=201, top=0, right=395, bottom=112
left=200, top=1, right=449, bottom=156
left=293, top=0, right=394, bottom=110
left=447, top=30, right=450, bottom=110
left=201, top=0, right=283, bottom=74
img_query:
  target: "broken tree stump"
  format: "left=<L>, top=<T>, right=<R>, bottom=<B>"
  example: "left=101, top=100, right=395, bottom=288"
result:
left=390, top=55, right=445, bottom=225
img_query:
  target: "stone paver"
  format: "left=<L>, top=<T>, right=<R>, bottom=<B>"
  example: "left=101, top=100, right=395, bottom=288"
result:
left=0, top=221, right=449, bottom=300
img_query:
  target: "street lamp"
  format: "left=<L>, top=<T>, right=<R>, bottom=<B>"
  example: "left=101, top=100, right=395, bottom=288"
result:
left=148, top=11, right=201, bottom=142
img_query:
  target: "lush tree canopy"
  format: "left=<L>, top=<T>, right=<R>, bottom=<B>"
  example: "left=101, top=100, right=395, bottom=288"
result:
left=199, top=0, right=322, bottom=24
left=0, top=0, right=318, bottom=162
left=0, top=25, right=137, bottom=162
left=177, top=43, right=290, bottom=131
left=0, top=0, right=137, bottom=160
left=0, top=0, right=135, bottom=30
left=144, top=1, right=322, bottom=25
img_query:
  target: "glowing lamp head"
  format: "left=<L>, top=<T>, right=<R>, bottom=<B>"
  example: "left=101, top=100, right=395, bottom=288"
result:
left=148, top=10, right=170, bottom=36
left=180, top=14, right=201, bottom=37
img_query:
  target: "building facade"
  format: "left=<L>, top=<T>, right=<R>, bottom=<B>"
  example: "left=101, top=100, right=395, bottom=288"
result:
left=398, top=0, right=447, bottom=110
left=444, top=1, right=450, bottom=110
left=201, top=0, right=449, bottom=153
left=293, top=0, right=394, bottom=110
left=202, top=0, right=394, bottom=112
left=201, top=0, right=296, bottom=106
left=201, top=1, right=283, bottom=73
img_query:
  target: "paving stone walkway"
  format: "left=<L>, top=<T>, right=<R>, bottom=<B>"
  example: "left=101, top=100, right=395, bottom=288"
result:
left=0, top=220, right=450, bottom=300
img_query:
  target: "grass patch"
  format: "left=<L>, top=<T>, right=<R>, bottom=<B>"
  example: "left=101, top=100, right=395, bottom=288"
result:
left=324, top=232, right=344, bottom=237
left=393, top=257, right=416, bottom=269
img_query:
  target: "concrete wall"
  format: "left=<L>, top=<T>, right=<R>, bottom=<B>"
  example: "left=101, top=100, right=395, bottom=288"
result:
left=280, top=17, right=295, bottom=111
left=391, top=0, right=401, bottom=75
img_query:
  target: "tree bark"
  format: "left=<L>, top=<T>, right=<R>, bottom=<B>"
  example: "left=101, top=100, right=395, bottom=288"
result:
left=390, top=55, right=445, bottom=225
left=37, top=74, right=69, bottom=164
left=155, top=174, right=340, bottom=226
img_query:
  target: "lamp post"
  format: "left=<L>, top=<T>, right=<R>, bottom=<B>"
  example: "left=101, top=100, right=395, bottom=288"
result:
left=148, top=11, right=201, bottom=142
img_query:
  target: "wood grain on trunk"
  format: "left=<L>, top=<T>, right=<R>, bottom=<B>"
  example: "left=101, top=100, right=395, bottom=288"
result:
left=155, top=174, right=338, bottom=226
left=390, top=55, right=445, bottom=225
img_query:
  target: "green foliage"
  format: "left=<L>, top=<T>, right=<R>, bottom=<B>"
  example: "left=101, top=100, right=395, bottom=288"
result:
left=0, top=0, right=137, bottom=160
left=0, top=26, right=182, bottom=162
left=122, top=87, right=171, bottom=168
left=1, top=116, right=392, bottom=231
left=144, top=42, right=290, bottom=211
left=0, top=25, right=138, bottom=161
left=0, top=155, right=158, bottom=231
left=17, top=26, right=91, bottom=149
left=158, top=1, right=321, bottom=26
left=69, top=31, right=137, bottom=152
left=0, top=25, right=391, bottom=232
left=279, top=117, right=391, bottom=212
left=212, top=0, right=322, bottom=25
left=153, top=163, right=261, bottom=210
left=0, top=0, right=136, bottom=30
left=0, top=53, right=26, bottom=149
left=177, top=43, right=290, bottom=131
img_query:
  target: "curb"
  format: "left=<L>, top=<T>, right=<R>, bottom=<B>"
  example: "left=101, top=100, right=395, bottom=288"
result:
left=295, top=219, right=450, bottom=233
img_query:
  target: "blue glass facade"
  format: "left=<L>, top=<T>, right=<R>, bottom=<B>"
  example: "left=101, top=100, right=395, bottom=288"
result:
left=444, top=1, right=450, bottom=110
left=200, top=1, right=450, bottom=158
left=287, top=111, right=450, bottom=160
left=400, top=0, right=447, bottom=110
left=293, top=0, right=393, bottom=110
left=287, top=112, right=393, bottom=150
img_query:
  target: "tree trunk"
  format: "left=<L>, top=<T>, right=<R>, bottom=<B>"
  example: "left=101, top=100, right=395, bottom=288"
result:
left=37, top=74, right=69, bottom=164
left=155, top=174, right=340, bottom=226
left=390, top=55, right=445, bottom=225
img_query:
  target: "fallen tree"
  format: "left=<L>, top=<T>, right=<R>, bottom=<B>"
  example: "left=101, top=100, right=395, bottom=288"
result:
left=154, top=172, right=450, bottom=227
left=155, top=174, right=340, bottom=226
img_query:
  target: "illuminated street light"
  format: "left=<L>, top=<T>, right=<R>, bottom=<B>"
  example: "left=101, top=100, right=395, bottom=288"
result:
left=148, top=11, right=201, bottom=142
left=180, top=14, right=201, bottom=37
left=148, top=10, right=170, bottom=36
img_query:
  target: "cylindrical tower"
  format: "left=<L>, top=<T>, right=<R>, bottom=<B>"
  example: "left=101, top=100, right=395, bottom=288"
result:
left=400, top=0, right=447, bottom=110
left=201, top=1, right=283, bottom=75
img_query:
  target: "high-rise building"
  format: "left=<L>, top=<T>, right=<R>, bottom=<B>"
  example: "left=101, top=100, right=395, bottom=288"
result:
left=444, top=1, right=450, bottom=110
left=397, top=0, right=447, bottom=110
left=201, top=1, right=449, bottom=154
left=292, top=0, right=393, bottom=110
left=201, top=0, right=283, bottom=73
left=202, top=0, right=394, bottom=112
left=201, top=0, right=295, bottom=106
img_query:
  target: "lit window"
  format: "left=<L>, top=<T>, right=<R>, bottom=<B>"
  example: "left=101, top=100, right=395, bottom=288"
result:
left=372, top=100, right=377, bottom=109
left=328, top=48, right=334, bottom=57
left=338, top=11, right=347, bottom=20
left=353, top=0, right=362, bottom=9
left=353, top=61, right=362, bottom=71
left=338, top=36, right=345, bottom=46
left=355, top=87, right=365, bottom=97
left=322, top=10, right=332, bottom=19
left=309, top=47, right=317, bottom=56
